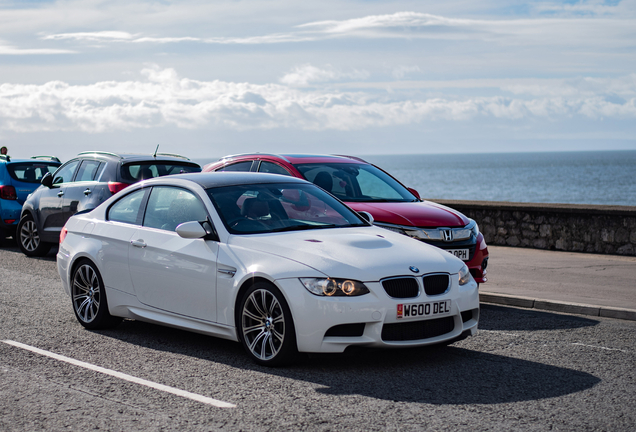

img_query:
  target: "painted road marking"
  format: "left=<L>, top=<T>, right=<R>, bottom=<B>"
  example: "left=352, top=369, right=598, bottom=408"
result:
left=2, top=340, right=235, bottom=408
left=571, top=343, right=629, bottom=353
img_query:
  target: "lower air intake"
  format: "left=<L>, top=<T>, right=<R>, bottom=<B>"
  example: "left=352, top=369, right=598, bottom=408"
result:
left=381, top=316, right=455, bottom=341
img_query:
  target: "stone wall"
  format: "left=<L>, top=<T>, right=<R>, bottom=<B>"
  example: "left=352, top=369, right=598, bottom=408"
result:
left=433, top=200, right=636, bottom=256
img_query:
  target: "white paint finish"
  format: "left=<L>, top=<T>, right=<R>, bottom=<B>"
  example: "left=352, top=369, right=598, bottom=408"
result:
left=2, top=340, right=236, bottom=408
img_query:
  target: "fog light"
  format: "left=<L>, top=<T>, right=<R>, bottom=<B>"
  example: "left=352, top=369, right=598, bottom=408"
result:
left=482, top=257, right=489, bottom=270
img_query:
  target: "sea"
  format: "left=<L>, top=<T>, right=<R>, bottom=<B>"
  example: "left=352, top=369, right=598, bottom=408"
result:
left=195, top=150, right=636, bottom=207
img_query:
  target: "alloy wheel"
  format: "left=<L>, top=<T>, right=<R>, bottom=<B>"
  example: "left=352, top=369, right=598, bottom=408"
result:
left=72, top=264, right=102, bottom=324
left=20, top=220, right=40, bottom=252
left=242, top=289, right=286, bottom=361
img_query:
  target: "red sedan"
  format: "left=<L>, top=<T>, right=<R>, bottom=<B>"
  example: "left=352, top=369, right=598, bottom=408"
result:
left=203, top=153, right=488, bottom=283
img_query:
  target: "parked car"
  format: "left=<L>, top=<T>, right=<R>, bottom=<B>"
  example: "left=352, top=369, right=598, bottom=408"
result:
left=57, top=172, right=479, bottom=366
left=0, top=155, right=61, bottom=246
left=18, top=151, right=201, bottom=257
left=203, top=154, right=489, bottom=283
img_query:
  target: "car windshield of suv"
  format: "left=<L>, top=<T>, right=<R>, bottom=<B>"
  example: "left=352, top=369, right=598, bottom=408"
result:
left=7, top=162, right=60, bottom=183
left=207, top=182, right=367, bottom=234
left=121, top=162, right=201, bottom=182
left=294, top=163, right=417, bottom=203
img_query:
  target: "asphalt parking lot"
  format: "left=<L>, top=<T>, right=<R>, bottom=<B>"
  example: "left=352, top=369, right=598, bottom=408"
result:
left=1, top=244, right=635, bottom=431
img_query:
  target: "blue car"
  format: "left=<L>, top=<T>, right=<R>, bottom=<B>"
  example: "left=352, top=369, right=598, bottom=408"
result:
left=0, top=155, right=61, bottom=246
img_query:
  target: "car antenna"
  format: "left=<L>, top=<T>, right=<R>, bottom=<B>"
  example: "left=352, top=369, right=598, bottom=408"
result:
left=153, top=144, right=159, bottom=158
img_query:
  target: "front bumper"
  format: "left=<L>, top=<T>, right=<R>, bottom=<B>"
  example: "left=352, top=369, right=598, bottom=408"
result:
left=277, top=275, right=479, bottom=354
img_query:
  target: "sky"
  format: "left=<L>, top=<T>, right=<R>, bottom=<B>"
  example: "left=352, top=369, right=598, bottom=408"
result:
left=1, top=0, right=635, bottom=162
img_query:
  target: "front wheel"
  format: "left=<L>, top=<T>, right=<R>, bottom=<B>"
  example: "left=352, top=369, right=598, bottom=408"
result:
left=17, top=214, right=51, bottom=257
left=238, top=282, right=297, bottom=366
left=71, top=259, right=122, bottom=330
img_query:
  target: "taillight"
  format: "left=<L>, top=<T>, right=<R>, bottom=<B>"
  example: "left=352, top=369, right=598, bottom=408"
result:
left=0, top=185, right=17, bottom=200
left=108, top=182, right=129, bottom=194
left=59, top=226, right=68, bottom=244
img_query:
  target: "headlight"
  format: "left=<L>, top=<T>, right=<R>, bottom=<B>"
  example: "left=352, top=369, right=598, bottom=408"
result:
left=458, top=264, right=474, bottom=286
left=300, top=278, right=370, bottom=297
left=469, top=219, right=480, bottom=237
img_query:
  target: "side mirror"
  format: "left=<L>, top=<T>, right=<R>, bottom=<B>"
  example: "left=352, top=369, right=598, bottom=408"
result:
left=358, top=211, right=374, bottom=225
left=407, top=187, right=421, bottom=201
left=41, top=172, right=53, bottom=188
left=176, top=221, right=208, bottom=239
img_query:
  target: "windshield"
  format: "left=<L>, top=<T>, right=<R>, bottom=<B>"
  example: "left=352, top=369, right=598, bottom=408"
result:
left=7, top=162, right=60, bottom=183
left=294, top=163, right=417, bottom=202
left=121, top=162, right=201, bottom=183
left=207, top=182, right=367, bottom=234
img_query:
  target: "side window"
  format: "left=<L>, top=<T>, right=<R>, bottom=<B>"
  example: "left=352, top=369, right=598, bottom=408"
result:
left=108, top=189, right=146, bottom=224
left=216, top=161, right=253, bottom=172
left=75, top=160, right=102, bottom=182
left=143, top=187, right=208, bottom=232
left=52, top=160, right=81, bottom=185
left=356, top=169, right=403, bottom=199
left=258, top=161, right=292, bottom=176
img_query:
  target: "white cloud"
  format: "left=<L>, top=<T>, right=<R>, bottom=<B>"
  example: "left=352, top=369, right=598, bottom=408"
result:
left=280, top=64, right=369, bottom=86
left=43, top=31, right=136, bottom=42
left=1, top=67, right=634, bottom=134
left=0, top=39, right=74, bottom=55
left=392, top=66, right=421, bottom=80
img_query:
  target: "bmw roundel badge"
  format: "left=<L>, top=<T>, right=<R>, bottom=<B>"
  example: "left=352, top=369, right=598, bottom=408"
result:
left=409, top=266, right=419, bottom=273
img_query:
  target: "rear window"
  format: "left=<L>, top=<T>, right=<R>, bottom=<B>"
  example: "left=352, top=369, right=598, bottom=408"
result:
left=120, top=162, right=201, bottom=183
left=7, top=162, right=60, bottom=183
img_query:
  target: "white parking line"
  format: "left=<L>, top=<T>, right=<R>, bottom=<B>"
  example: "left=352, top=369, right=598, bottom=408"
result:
left=2, top=340, right=235, bottom=408
left=571, top=343, right=629, bottom=353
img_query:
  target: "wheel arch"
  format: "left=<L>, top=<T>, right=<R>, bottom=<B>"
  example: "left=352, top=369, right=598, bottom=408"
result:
left=233, top=276, right=296, bottom=343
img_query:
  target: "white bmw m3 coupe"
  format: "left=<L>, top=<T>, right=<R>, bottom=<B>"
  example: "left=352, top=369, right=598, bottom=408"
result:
left=57, top=172, right=479, bottom=366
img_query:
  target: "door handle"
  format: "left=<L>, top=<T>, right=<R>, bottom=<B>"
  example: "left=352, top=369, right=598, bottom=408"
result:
left=131, top=239, right=147, bottom=248
left=84, top=188, right=91, bottom=196
left=57, top=191, right=64, bottom=197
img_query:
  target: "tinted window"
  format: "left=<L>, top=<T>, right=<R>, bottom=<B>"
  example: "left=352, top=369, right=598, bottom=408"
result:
left=207, top=182, right=366, bottom=234
left=108, top=189, right=146, bottom=224
left=294, top=163, right=416, bottom=202
left=7, top=162, right=60, bottom=183
left=53, top=160, right=81, bottom=185
left=216, top=161, right=253, bottom=172
left=120, top=163, right=201, bottom=183
left=143, top=187, right=208, bottom=232
left=258, top=161, right=292, bottom=176
left=75, top=160, right=102, bottom=182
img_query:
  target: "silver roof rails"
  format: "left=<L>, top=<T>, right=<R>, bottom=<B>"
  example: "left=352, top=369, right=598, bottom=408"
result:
left=77, top=151, right=123, bottom=159
left=31, top=155, right=61, bottom=163
left=218, top=153, right=291, bottom=163
left=155, top=153, right=191, bottom=161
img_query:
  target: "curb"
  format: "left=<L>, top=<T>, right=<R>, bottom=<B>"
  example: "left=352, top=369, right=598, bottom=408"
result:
left=479, top=292, right=636, bottom=321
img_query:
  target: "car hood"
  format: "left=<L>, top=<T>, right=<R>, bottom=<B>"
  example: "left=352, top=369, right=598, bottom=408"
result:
left=346, top=201, right=469, bottom=228
left=228, top=226, right=461, bottom=282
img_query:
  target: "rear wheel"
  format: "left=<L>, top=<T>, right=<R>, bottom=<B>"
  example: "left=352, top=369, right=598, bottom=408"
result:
left=71, top=259, right=122, bottom=330
left=238, top=282, right=297, bottom=366
left=17, top=214, right=51, bottom=257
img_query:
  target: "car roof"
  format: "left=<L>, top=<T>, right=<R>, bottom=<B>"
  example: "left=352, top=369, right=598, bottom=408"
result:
left=147, top=171, right=310, bottom=189
left=218, top=153, right=368, bottom=165
left=0, top=156, right=61, bottom=165
left=76, top=151, right=197, bottom=164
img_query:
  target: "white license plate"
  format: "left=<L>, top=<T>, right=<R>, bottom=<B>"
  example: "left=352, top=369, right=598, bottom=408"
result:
left=397, top=300, right=452, bottom=319
left=446, top=249, right=469, bottom=260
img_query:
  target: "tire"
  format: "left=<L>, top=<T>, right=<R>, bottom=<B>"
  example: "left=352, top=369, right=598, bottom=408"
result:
left=17, top=214, right=51, bottom=257
left=238, top=282, right=297, bottom=366
left=71, top=259, right=122, bottom=330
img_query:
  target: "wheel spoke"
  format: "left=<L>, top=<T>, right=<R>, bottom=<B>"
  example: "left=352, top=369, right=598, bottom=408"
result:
left=250, top=291, right=268, bottom=318
left=243, top=308, right=262, bottom=322
left=271, top=328, right=284, bottom=344
left=260, top=332, right=271, bottom=358
left=243, top=323, right=265, bottom=334
left=247, top=329, right=268, bottom=357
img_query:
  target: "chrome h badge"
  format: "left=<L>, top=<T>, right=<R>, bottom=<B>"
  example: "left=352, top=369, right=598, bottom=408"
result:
left=442, top=229, right=453, bottom=242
